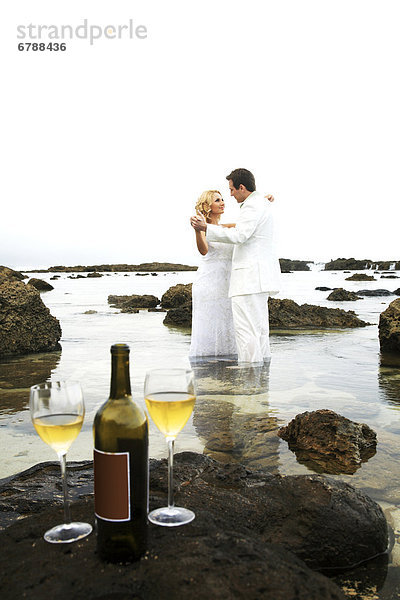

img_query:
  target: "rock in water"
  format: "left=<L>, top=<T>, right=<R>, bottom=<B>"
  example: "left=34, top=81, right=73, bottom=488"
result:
left=27, top=278, right=54, bottom=291
left=345, top=273, right=376, bottom=281
left=327, top=288, right=362, bottom=301
left=108, top=294, right=160, bottom=311
left=0, top=276, right=61, bottom=357
left=161, top=283, right=192, bottom=308
left=268, top=298, right=369, bottom=329
left=278, top=409, right=377, bottom=474
left=379, top=298, right=400, bottom=353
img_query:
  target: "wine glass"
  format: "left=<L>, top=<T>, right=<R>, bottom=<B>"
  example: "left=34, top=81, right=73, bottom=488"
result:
left=144, top=368, right=196, bottom=526
left=29, top=381, right=93, bottom=543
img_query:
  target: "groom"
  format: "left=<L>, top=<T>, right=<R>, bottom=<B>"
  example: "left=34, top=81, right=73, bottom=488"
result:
left=191, top=168, right=281, bottom=363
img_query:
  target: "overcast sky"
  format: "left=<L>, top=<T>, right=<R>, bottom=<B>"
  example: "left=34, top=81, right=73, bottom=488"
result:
left=2, top=1, right=399, bottom=269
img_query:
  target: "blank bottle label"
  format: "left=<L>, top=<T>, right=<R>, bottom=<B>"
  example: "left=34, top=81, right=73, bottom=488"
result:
left=94, top=449, right=131, bottom=521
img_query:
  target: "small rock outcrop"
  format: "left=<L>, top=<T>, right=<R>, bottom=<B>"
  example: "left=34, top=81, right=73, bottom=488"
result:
left=27, top=278, right=54, bottom=292
left=379, top=298, right=400, bottom=353
left=345, top=273, right=376, bottom=281
left=108, top=294, right=160, bottom=311
left=161, top=283, right=192, bottom=308
left=268, top=298, right=369, bottom=329
left=327, top=288, right=362, bottom=301
left=279, top=259, right=311, bottom=271
left=278, top=409, right=377, bottom=474
left=86, top=272, right=103, bottom=278
left=356, top=289, right=393, bottom=297
left=0, top=276, right=61, bottom=357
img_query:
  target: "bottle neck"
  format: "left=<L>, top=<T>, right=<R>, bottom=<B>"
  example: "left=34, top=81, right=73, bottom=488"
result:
left=110, top=350, right=132, bottom=399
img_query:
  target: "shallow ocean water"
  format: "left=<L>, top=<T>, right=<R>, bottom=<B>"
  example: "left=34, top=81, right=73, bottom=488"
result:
left=0, top=267, right=399, bottom=598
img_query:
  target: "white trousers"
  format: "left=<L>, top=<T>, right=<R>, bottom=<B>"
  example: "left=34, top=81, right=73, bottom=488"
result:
left=231, top=293, right=270, bottom=363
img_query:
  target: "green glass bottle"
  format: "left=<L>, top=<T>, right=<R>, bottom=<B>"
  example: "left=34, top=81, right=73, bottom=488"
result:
left=93, top=343, right=148, bottom=562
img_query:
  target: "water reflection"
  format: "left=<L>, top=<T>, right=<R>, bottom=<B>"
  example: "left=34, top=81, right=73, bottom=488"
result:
left=0, top=351, right=61, bottom=415
left=190, top=358, right=282, bottom=473
left=379, top=353, right=400, bottom=410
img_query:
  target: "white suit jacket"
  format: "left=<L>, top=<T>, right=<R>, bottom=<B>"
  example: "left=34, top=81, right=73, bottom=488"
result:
left=206, top=191, right=281, bottom=297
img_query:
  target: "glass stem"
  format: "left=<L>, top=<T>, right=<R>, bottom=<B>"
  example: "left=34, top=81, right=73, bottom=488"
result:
left=59, top=452, right=71, bottom=525
left=167, top=438, right=175, bottom=510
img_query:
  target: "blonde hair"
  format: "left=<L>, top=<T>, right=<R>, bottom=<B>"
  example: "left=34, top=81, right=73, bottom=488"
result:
left=195, top=190, right=221, bottom=223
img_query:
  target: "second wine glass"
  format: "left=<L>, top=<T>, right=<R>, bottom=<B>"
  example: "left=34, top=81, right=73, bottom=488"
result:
left=144, top=368, right=195, bottom=526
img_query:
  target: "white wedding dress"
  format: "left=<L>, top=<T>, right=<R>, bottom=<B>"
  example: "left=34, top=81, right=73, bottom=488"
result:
left=189, top=241, right=237, bottom=358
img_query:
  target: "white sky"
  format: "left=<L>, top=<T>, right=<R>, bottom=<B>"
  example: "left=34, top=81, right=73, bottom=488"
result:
left=2, top=1, right=399, bottom=269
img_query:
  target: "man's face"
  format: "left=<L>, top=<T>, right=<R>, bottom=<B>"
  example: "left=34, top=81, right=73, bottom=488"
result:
left=228, top=180, right=247, bottom=203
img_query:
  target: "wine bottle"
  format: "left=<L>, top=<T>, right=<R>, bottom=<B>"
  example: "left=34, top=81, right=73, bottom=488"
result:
left=93, top=343, right=148, bottom=562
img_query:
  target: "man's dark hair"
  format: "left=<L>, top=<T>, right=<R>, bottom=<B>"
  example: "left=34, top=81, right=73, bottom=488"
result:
left=226, top=168, right=256, bottom=192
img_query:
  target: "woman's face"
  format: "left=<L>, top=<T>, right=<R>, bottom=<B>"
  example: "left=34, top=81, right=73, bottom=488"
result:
left=209, top=193, right=225, bottom=216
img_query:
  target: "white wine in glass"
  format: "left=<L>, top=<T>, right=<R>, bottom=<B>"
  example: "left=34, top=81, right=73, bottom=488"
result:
left=145, top=369, right=195, bottom=526
left=30, top=381, right=93, bottom=543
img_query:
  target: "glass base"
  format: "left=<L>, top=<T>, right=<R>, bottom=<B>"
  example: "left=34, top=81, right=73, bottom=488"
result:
left=44, top=521, right=93, bottom=544
left=148, top=506, right=195, bottom=527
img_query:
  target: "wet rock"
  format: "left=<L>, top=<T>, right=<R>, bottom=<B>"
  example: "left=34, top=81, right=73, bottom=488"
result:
left=0, top=454, right=389, bottom=599
left=49, top=275, right=60, bottom=280
left=394, top=288, right=400, bottom=295
left=161, top=283, right=192, bottom=308
left=135, top=272, right=150, bottom=276
left=0, top=266, right=27, bottom=280
left=83, top=310, right=97, bottom=314
left=316, top=286, right=332, bottom=291
left=28, top=278, right=54, bottom=291
left=67, top=274, right=85, bottom=279
left=278, top=409, right=377, bottom=474
left=163, top=301, right=192, bottom=326
left=86, top=272, right=103, bottom=278
left=327, top=288, right=362, bottom=301
left=0, top=277, right=61, bottom=357
left=381, top=275, right=399, bottom=279
left=356, top=289, right=393, bottom=297
left=379, top=298, right=400, bottom=353
left=345, top=273, right=376, bottom=281
left=268, top=298, right=370, bottom=329
left=108, top=294, right=160, bottom=311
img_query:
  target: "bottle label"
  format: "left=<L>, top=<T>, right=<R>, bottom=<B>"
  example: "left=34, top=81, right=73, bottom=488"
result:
left=94, top=449, right=131, bottom=521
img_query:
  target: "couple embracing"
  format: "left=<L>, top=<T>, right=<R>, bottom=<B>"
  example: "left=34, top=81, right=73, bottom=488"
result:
left=190, top=168, right=281, bottom=365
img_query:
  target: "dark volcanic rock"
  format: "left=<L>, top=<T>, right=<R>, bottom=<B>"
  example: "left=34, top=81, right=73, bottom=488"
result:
left=0, top=453, right=390, bottom=599
left=27, top=278, right=54, bottom=291
left=356, top=289, right=393, bottom=297
left=316, top=286, right=333, bottom=291
left=278, top=410, right=377, bottom=474
left=0, top=276, right=61, bottom=357
left=327, top=288, right=362, bottom=301
left=108, top=294, right=160, bottom=311
left=345, top=273, right=376, bottom=281
left=161, top=283, right=192, bottom=308
left=379, top=298, right=400, bottom=353
left=381, top=275, right=399, bottom=279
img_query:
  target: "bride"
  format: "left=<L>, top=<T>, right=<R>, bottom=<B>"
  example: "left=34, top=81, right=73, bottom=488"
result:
left=189, top=190, right=237, bottom=359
